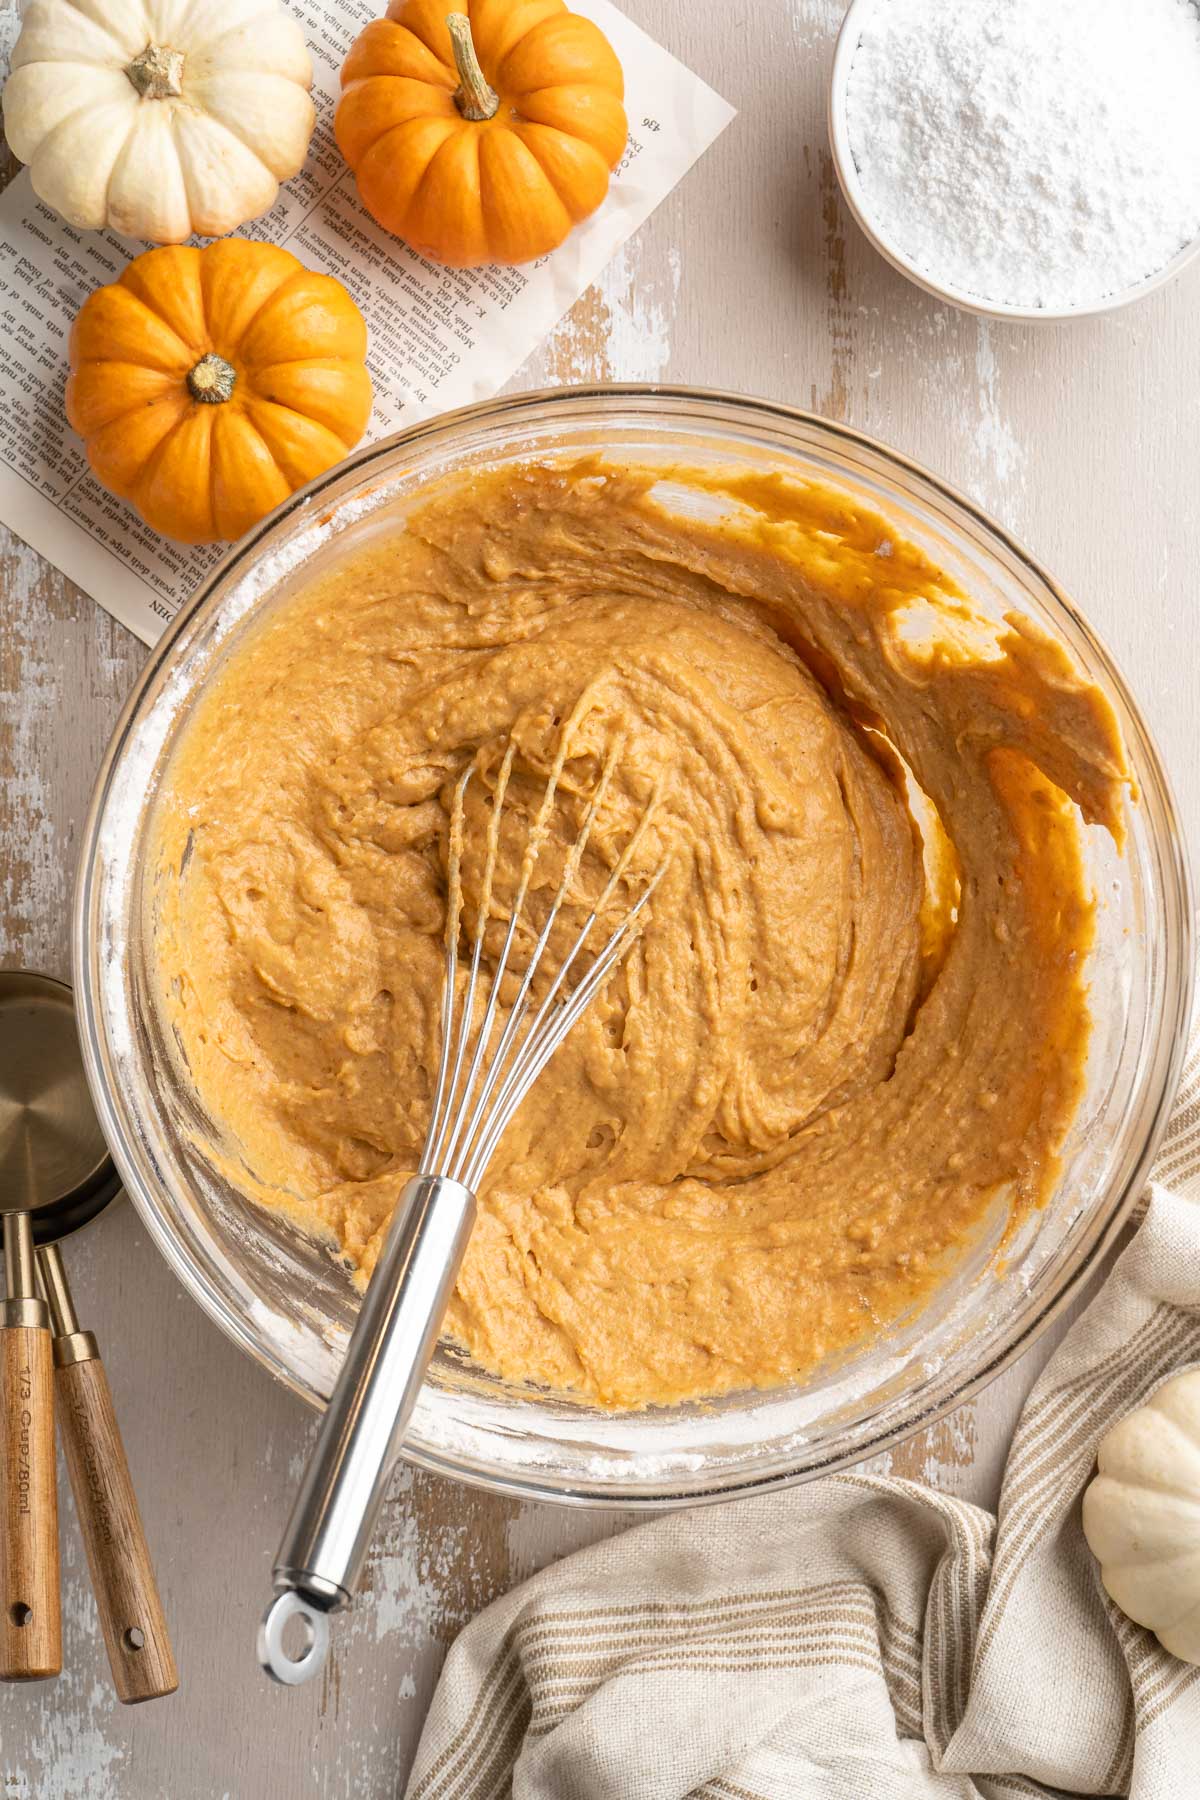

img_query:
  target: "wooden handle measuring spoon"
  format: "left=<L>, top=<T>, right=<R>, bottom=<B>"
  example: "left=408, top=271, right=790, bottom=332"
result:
left=0, top=1213, right=61, bottom=1681
left=38, top=1244, right=177, bottom=1704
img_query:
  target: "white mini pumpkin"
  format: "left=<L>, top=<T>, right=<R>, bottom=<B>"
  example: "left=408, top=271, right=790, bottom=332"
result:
left=4, top=0, right=316, bottom=243
left=1082, top=1368, right=1200, bottom=1666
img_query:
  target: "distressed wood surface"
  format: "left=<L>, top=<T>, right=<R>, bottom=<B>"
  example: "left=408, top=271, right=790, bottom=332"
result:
left=2, top=0, right=1199, bottom=1792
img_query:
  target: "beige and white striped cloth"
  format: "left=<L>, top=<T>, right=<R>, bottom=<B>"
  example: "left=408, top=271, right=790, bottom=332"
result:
left=405, top=1048, right=1200, bottom=1800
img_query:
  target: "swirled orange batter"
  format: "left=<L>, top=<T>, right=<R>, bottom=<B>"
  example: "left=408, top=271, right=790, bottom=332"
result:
left=153, top=460, right=1126, bottom=1407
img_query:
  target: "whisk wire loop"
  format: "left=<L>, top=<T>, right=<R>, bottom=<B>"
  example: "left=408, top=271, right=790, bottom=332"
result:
left=421, top=734, right=661, bottom=1192
left=463, top=873, right=660, bottom=1190
left=443, top=733, right=626, bottom=1184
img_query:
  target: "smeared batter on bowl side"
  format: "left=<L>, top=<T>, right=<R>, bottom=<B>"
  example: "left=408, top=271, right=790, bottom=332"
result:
left=152, top=460, right=1127, bottom=1407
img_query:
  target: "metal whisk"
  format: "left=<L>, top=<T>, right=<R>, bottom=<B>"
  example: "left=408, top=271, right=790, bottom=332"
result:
left=259, top=733, right=659, bottom=1684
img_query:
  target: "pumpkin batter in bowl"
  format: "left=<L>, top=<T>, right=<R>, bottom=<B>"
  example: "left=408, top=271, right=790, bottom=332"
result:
left=151, top=457, right=1126, bottom=1410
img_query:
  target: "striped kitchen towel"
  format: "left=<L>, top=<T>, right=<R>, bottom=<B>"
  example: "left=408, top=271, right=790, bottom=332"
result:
left=404, top=1047, right=1200, bottom=1800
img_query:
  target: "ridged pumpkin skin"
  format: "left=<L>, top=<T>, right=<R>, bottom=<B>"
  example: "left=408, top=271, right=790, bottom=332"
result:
left=336, top=0, right=627, bottom=267
left=1082, top=1369, right=1200, bottom=1666
left=67, top=242, right=373, bottom=543
left=5, top=0, right=316, bottom=243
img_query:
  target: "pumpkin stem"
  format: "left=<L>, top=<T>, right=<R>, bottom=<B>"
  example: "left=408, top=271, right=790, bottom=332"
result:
left=126, top=42, right=186, bottom=100
left=446, top=13, right=499, bottom=122
left=188, top=354, right=237, bottom=406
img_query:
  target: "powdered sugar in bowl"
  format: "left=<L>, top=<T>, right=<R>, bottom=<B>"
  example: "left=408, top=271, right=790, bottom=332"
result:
left=829, top=0, right=1200, bottom=320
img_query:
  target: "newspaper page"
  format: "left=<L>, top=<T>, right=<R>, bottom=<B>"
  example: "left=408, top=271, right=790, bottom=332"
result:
left=0, top=0, right=733, bottom=643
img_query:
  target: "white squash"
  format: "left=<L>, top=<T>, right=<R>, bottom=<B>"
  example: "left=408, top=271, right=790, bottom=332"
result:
left=1082, top=1368, right=1200, bottom=1666
left=3, top=0, right=316, bottom=243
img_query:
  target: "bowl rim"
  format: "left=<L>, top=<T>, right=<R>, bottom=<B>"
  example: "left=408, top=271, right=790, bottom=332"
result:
left=74, top=383, right=1195, bottom=1507
left=827, top=0, right=1200, bottom=323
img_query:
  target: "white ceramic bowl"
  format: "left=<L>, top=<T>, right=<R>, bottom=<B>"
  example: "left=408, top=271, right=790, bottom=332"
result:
left=828, top=0, right=1200, bottom=323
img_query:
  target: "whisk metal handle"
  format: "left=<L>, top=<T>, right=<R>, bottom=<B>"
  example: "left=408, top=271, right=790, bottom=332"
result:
left=259, top=1174, right=475, bottom=1685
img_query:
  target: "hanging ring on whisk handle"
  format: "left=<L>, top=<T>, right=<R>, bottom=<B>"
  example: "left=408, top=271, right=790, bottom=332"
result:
left=259, top=1174, right=475, bottom=1686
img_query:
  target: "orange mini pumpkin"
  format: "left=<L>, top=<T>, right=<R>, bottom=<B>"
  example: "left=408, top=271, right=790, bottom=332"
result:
left=67, top=242, right=373, bottom=543
left=336, top=1, right=627, bottom=267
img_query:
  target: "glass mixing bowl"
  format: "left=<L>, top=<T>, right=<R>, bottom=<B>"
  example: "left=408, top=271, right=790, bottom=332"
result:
left=74, top=387, right=1192, bottom=1507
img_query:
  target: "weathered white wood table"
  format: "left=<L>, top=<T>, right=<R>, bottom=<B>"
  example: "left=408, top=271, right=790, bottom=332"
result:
left=3, top=1, right=1198, bottom=1792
